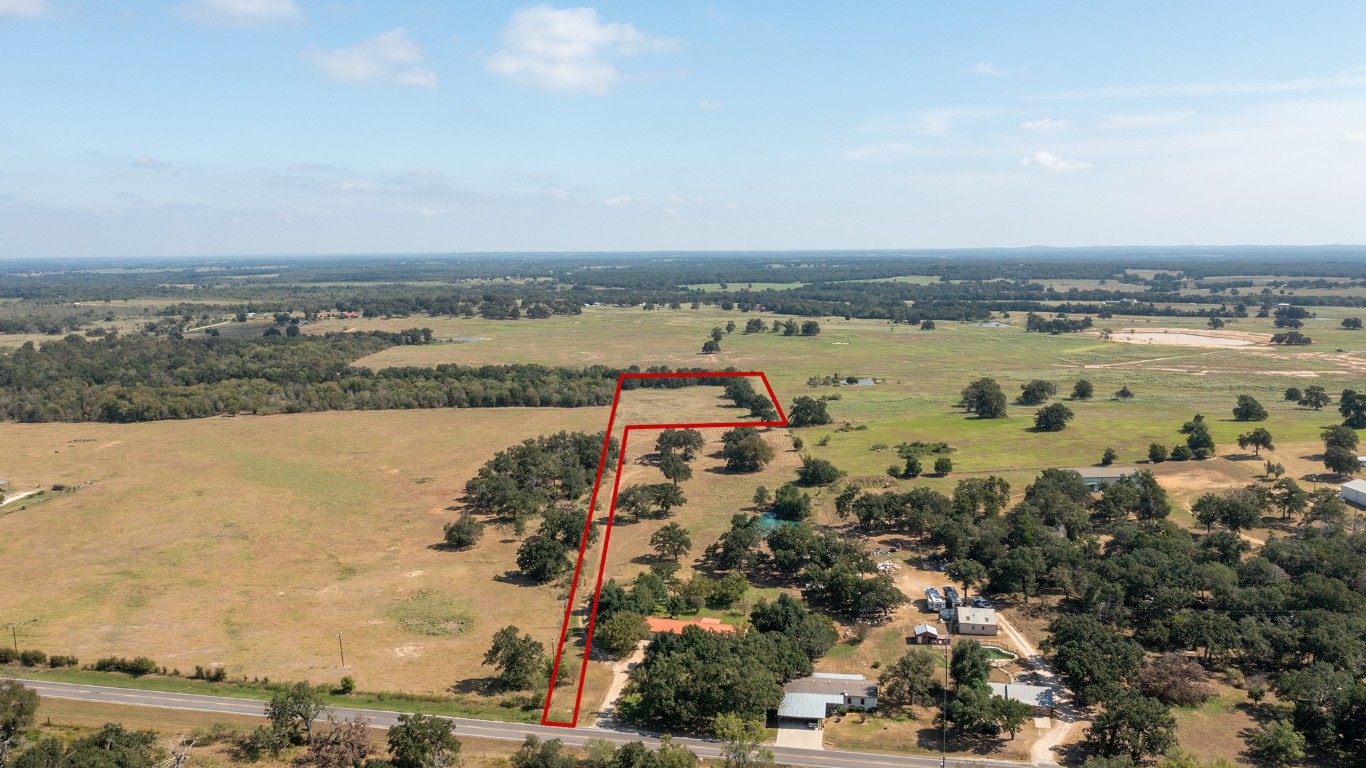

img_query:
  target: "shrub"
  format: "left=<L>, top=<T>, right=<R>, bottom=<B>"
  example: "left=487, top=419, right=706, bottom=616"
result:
left=1148, top=443, right=1168, bottom=463
left=1170, top=445, right=1194, bottom=461
left=338, top=676, right=356, bottom=694
left=91, top=656, right=159, bottom=676
left=47, top=655, right=78, bottom=668
left=797, top=456, right=845, bottom=486
left=442, top=515, right=484, bottom=549
left=18, top=650, right=47, bottom=667
left=0, top=648, right=15, bottom=664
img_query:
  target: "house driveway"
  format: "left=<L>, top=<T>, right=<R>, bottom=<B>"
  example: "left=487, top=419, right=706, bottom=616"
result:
left=773, top=720, right=825, bottom=750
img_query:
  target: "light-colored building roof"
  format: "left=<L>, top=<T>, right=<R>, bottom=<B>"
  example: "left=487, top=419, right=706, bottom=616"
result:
left=778, top=673, right=876, bottom=720
left=912, top=624, right=939, bottom=637
left=644, top=616, right=737, bottom=635
left=989, top=682, right=1054, bottom=709
left=955, top=607, right=997, bottom=626
left=777, top=692, right=840, bottom=720
left=1341, top=479, right=1366, bottom=495
left=784, top=673, right=876, bottom=697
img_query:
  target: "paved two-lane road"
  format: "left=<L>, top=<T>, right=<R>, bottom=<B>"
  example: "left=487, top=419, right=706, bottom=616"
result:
left=6, top=678, right=1030, bottom=768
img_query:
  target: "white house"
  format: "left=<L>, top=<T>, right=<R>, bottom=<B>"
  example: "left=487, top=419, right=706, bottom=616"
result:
left=1341, top=479, right=1366, bottom=508
left=777, top=673, right=877, bottom=727
left=953, top=606, right=999, bottom=636
left=989, top=681, right=1054, bottom=717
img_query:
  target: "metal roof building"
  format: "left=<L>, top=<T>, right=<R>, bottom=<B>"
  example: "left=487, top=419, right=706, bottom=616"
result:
left=954, top=606, right=999, bottom=636
left=989, top=681, right=1055, bottom=716
left=1341, top=479, right=1366, bottom=508
left=777, top=673, right=877, bottom=724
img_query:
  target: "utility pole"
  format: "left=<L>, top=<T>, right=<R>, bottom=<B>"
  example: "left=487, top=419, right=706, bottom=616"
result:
left=336, top=632, right=345, bottom=667
left=942, top=637, right=950, bottom=764
left=7, top=620, right=33, bottom=653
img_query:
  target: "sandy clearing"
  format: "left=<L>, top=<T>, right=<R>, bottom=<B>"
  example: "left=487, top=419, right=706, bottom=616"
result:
left=0, top=490, right=41, bottom=507
left=1104, top=332, right=1255, bottom=348
left=594, top=640, right=647, bottom=727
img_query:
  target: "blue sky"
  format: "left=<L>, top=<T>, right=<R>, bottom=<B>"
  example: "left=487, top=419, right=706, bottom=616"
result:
left=2, top=0, right=1366, bottom=257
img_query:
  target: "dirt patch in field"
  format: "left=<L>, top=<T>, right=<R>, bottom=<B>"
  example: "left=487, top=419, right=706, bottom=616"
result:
left=1094, top=328, right=1269, bottom=348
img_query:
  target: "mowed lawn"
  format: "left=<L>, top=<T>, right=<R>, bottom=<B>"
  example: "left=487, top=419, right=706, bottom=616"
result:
left=0, top=408, right=609, bottom=700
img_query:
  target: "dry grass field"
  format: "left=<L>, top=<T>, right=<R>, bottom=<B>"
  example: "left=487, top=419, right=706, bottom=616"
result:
left=0, top=408, right=609, bottom=707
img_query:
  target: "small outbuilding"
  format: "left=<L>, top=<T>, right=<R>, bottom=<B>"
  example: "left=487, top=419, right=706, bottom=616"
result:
left=911, top=624, right=942, bottom=645
left=1341, top=479, right=1366, bottom=508
left=953, top=606, right=999, bottom=636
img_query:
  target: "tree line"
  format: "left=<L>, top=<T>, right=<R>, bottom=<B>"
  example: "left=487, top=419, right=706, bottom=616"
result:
left=0, top=334, right=759, bottom=423
left=843, top=464, right=1365, bottom=763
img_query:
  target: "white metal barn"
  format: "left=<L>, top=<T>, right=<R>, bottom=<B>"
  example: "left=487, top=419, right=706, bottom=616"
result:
left=1341, top=479, right=1366, bottom=508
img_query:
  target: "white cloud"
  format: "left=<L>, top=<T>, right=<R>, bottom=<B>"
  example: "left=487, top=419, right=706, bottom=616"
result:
left=0, top=0, right=49, bottom=17
left=304, top=30, right=438, bottom=87
left=1098, top=110, right=1194, bottom=129
left=1344, top=132, right=1366, bottom=143
left=178, top=0, right=300, bottom=26
left=973, top=61, right=1005, bottom=76
left=486, top=5, right=680, bottom=94
left=604, top=195, right=631, bottom=206
left=1021, top=118, right=1070, bottom=131
left=1020, top=150, right=1091, bottom=171
left=130, top=155, right=169, bottom=169
left=700, top=101, right=722, bottom=110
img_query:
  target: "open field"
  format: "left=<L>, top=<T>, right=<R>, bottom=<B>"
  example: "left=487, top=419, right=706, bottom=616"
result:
left=0, top=408, right=611, bottom=714
left=304, top=304, right=1366, bottom=555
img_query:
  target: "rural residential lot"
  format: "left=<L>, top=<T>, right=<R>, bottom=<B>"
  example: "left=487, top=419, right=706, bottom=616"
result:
left=2, top=251, right=1365, bottom=768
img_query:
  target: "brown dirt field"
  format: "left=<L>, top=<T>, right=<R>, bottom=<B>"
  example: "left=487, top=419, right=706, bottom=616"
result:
left=0, top=408, right=608, bottom=701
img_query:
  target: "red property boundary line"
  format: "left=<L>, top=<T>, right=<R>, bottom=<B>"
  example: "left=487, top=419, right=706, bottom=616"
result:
left=540, top=371, right=788, bottom=727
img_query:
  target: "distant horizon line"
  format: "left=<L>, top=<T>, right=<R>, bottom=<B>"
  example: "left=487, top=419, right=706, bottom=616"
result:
left=6, top=243, right=1366, bottom=264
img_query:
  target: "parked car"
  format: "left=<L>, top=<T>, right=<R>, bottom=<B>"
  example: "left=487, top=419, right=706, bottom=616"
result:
left=971, top=597, right=991, bottom=608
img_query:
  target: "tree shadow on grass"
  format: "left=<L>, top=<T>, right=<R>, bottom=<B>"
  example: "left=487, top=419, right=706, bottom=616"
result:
left=913, top=726, right=1009, bottom=756
left=450, top=677, right=501, bottom=696
left=492, top=570, right=543, bottom=587
left=427, top=542, right=475, bottom=553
